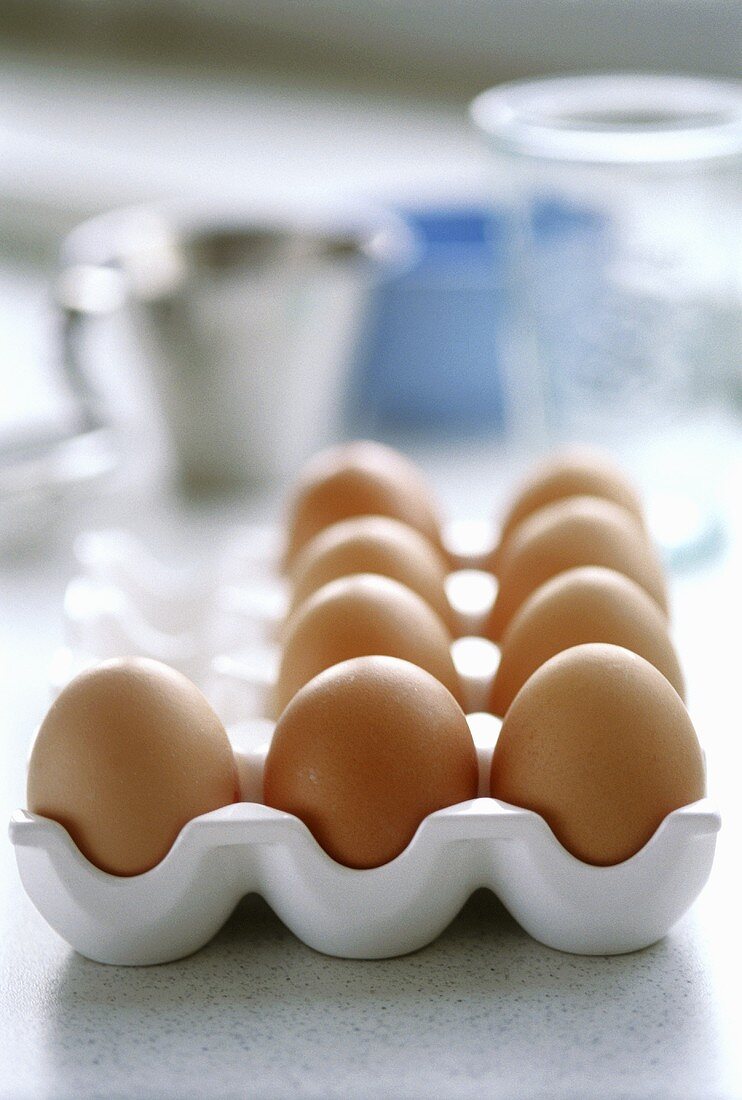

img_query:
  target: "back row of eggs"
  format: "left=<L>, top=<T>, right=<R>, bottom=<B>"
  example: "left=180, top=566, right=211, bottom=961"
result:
left=280, top=438, right=648, bottom=576
left=272, top=440, right=676, bottom=720
left=60, top=440, right=668, bottom=701
left=279, top=440, right=668, bottom=619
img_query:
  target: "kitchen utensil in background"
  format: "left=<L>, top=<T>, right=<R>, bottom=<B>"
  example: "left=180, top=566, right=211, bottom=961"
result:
left=472, top=73, right=742, bottom=562
left=57, top=202, right=414, bottom=493
left=0, top=266, right=123, bottom=554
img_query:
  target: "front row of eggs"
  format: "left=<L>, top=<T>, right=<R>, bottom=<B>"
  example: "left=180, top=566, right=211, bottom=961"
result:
left=27, top=643, right=704, bottom=878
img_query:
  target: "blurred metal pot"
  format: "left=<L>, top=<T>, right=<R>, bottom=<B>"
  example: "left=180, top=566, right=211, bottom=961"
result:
left=57, top=201, right=413, bottom=491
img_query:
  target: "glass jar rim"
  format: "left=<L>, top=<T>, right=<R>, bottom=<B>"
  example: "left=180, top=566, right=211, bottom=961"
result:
left=470, top=73, right=742, bottom=164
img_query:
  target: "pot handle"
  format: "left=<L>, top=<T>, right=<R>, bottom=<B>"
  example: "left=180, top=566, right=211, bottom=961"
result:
left=54, top=261, right=130, bottom=434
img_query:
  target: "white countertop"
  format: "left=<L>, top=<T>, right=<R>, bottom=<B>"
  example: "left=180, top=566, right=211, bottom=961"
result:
left=2, top=439, right=742, bottom=1100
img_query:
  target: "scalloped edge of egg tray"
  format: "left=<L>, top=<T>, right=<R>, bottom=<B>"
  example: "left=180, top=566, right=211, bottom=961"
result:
left=10, top=718, right=720, bottom=965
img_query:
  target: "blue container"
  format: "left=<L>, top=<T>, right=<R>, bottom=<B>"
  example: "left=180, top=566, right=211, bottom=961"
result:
left=352, top=207, right=508, bottom=434
left=351, top=201, right=608, bottom=438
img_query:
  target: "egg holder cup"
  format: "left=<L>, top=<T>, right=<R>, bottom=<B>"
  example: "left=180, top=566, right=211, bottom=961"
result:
left=12, top=523, right=719, bottom=964
left=10, top=711, right=719, bottom=965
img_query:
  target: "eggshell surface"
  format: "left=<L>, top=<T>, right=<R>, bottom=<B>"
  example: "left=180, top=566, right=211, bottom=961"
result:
left=282, top=440, right=443, bottom=569
left=289, top=515, right=452, bottom=628
left=490, top=566, right=684, bottom=716
left=486, top=496, right=668, bottom=641
left=275, top=573, right=461, bottom=715
left=492, top=446, right=645, bottom=570
left=27, top=657, right=238, bottom=876
left=264, top=656, right=478, bottom=869
left=490, top=644, right=705, bottom=865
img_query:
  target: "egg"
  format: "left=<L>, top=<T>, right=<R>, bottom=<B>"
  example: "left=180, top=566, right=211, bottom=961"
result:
left=491, top=446, right=645, bottom=572
left=282, top=440, right=443, bottom=570
left=288, top=515, right=452, bottom=630
left=264, top=656, right=478, bottom=868
left=27, top=657, right=238, bottom=876
left=485, top=496, right=668, bottom=642
left=274, top=573, right=461, bottom=716
left=489, top=566, right=684, bottom=716
left=490, top=644, right=705, bottom=865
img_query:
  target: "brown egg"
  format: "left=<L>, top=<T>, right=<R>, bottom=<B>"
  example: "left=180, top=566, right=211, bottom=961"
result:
left=490, top=644, right=705, bottom=865
left=264, top=656, right=478, bottom=868
left=274, top=573, right=461, bottom=716
left=491, top=446, right=645, bottom=572
left=489, top=566, right=684, bottom=716
left=288, top=515, right=452, bottom=630
left=27, top=658, right=238, bottom=876
left=485, top=496, right=668, bottom=642
left=282, top=440, right=443, bottom=570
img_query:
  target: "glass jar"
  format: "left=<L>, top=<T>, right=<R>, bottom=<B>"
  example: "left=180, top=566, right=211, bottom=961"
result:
left=471, top=74, right=742, bottom=561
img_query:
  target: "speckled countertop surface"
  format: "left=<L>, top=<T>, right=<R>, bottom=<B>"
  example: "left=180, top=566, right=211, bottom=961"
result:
left=2, top=441, right=742, bottom=1100
left=1, top=889, right=729, bottom=1100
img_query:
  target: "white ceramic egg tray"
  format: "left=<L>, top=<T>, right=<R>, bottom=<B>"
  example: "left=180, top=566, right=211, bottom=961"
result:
left=10, top=715, right=719, bottom=965
left=12, top=523, right=719, bottom=964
